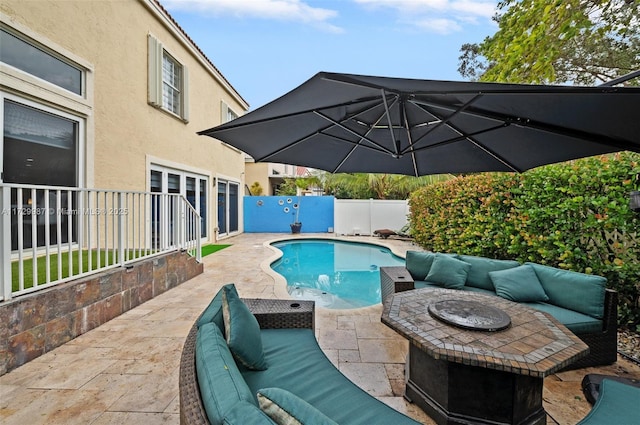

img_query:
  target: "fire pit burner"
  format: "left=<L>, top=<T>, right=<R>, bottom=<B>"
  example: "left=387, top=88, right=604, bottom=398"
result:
left=428, top=299, right=511, bottom=331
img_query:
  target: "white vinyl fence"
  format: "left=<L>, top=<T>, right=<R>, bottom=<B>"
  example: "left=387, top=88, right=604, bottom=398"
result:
left=334, top=199, right=409, bottom=236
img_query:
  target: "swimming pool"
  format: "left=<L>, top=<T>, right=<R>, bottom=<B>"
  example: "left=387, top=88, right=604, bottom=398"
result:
left=270, top=239, right=405, bottom=309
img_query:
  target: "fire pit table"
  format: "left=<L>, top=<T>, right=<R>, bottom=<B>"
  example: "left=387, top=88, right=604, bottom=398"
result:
left=381, top=288, right=589, bottom=425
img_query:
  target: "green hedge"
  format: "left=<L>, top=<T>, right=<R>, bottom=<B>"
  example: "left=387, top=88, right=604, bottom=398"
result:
left=409, top=152, right=640, bottom=330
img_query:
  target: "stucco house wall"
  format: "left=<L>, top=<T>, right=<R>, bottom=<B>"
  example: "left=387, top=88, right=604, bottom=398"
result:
left=1, top=0, right=248, bottom=241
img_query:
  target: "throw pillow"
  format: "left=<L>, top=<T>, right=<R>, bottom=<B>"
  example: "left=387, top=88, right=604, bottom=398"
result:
left=257, top=388, right=338, bottom=425
left=425, top=253, right=471, bottom=289
left=405, top=251, right=436, bottom=281
left=223, top=401, right=277, bottom=425
left=197, top=283, right=238, bottom=331
left=222, top=285, right=268, bottom=370
left=489, top=265, right=549, bottom=302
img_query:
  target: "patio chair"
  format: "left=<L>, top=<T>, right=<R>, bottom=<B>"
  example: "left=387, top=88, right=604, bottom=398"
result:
left=374, top=223, right=413, bottom=240
left=577, top=378, right=640, bottom=424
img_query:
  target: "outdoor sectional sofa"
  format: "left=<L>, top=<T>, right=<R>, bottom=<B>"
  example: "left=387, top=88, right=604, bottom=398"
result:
left=179, top=283, right=421, bottom=425
left=381, top=251, right=618, bottom=370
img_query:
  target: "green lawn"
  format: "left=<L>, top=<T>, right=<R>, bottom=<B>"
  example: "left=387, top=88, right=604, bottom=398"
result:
left=201, top=244, right=231, bottom=257
left=11, top=249, right=150, bottom=291
left=12, top=244, right=230, bottom=291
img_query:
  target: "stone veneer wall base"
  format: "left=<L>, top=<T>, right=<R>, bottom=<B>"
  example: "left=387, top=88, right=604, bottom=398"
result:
left=0, top=250, right=203, bottom=375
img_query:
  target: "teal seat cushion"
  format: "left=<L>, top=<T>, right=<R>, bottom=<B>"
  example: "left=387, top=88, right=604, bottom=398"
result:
left=489, top=265, right=549, bottom=302
left=222, top=285, right=268, bottom=370
left=458, top=255, right=520, bottom=291
left=405, top=251, right=435, bottom=281
left=197, top=283, right=238, bottom=331
left=426, top=253, right=471, bottom=289
left=526, top=263, right=606, bottom=319
left=258, top=388, right=338, bottom=425
left=222, top=401, right=276, bottom=425
left=241, top=329, right=420, bottom=425
left=577, top=379, right=640, bottom=425
left=524, top=302, right=602, bottom=334
left=196, top=323, right=256, bottom=425
left=461, top=286, right=496, bottom=296
left=414, top=281, right=442, bottom=289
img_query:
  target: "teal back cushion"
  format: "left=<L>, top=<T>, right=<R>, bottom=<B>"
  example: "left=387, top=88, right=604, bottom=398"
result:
left=222, top=285, right=268, bottom=370
left=196, top=323, right=256, bottom=425
left=489, top=265, right=549, bottom=302
left=458, top=255, right=520, bottom=291
left=197, top=283, right=239, bottom=331
left=526, top=263, right=606, bottom=319
left=405, top=251, right=435, bottom=280
left=425, top=253, right=471, bottom=289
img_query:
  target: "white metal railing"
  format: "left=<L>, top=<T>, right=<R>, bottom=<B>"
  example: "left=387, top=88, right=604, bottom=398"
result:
left=0, top=183, right=201, bottom=301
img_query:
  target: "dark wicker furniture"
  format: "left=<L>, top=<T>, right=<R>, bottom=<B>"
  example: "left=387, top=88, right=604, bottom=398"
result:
left=179, top=298, right=314, bottom=425
left=380, top=266, right=618, bottom=369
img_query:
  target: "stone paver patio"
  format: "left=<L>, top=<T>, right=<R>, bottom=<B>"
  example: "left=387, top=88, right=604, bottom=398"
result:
left=1, top=233, right=638, bottom=424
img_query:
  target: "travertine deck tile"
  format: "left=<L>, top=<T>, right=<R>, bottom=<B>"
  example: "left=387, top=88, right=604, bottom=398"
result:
left=0, top=234, right=638, bottom=425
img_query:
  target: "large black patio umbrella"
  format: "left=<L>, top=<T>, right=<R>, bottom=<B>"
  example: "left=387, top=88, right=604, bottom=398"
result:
left=199, top=72, right=640, bottom=176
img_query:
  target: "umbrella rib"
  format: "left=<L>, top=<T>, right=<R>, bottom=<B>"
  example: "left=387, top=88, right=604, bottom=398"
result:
left=400, top=98, right=419, bottom=176
left=199, top=95, right=386, bottom=135
left=403, top=93, right=522, bottom=172
left=412, top=97, right=638, bottom=152
left=252, top=96, right=396, bottom=162
left=402, top=94, right=482, bottom=155
left=314, top=110, right=396, bottom=155
left=409, top=123, right=522, bottom=173
left=380, top=89, right=399, bottom=155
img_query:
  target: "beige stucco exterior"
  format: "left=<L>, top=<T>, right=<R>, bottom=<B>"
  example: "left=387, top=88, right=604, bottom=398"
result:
left=1, top=0, right=248, bottom=241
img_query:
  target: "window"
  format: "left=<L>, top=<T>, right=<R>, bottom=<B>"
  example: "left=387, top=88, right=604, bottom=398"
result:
left=148, top=34, right=189, bottom=121
left=0, top=27, right=83, bottom=95
left=162, top=52, right=182, bottom=115
left=2, top=97, right=81, bottom=250
left=3, top=99, right=78, bottom=186
left=221, top=101, right=238, bottom=123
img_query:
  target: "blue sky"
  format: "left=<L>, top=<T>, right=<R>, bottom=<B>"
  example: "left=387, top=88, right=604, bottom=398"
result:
left=163, top=0, right=499, bottom=110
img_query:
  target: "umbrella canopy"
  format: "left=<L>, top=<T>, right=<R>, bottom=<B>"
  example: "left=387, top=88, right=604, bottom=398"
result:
left=199, top=72, right=640, bottom=176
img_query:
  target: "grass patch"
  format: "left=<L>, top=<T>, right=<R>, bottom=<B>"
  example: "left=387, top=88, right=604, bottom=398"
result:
left=11, top=249, right=150, bottom=291
left=201, top=244, right=231, bottom=257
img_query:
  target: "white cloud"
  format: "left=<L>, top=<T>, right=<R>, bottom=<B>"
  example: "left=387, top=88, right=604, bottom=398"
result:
left=162, top=0, right=343, bottom=33
left=413, top=18, right=462, bottom=34
left=353, top=0, right=496, bottom=33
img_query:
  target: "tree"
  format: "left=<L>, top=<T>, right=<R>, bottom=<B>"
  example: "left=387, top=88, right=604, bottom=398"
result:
left=322, top=173, right=452, bottom=200
left=458, top=0, right=640, bottom=85
left=249, top=182, right=263, bottom=196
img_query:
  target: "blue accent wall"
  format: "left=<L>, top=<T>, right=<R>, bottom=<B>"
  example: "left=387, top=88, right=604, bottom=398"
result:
left=244, top=196, right=334, bottom=233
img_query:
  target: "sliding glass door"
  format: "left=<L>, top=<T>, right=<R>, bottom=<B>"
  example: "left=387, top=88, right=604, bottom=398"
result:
left=217, top=179, right=239, bottom=237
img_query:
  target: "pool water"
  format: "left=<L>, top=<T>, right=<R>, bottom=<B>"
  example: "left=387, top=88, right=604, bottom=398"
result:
left=271, top=239, right=405, bottom=309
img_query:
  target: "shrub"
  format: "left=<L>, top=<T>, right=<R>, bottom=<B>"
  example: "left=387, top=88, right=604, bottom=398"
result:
left=409, top=152, right=640, bottom=330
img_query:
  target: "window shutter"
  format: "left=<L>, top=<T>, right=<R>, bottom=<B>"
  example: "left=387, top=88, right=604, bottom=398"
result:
left=147, top=34, right=162, bottom=106
left=181, top=65, right=189, bottom=122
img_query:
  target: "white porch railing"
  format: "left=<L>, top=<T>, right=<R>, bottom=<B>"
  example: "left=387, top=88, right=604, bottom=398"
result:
left=0, top=184, right=201, bottom=301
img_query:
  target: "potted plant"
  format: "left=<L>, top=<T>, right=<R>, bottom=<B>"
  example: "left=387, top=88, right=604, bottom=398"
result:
left=290, top=196, right=302, bottom=233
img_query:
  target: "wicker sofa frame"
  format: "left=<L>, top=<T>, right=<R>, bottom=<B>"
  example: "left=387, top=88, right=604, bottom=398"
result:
left=380, top=266, right=618, bottom=370
left=179, top=298, right=315, bottom=425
